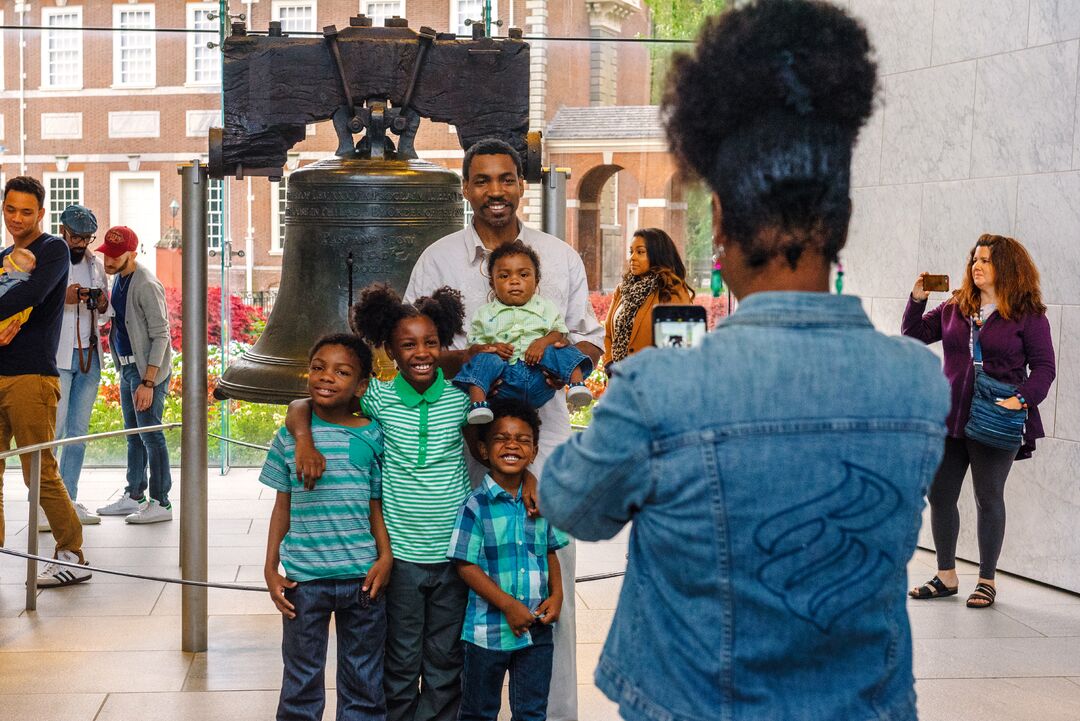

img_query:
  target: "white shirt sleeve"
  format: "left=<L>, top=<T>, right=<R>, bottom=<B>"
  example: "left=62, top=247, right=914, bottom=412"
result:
left=563, top=250, right=604, bottom=350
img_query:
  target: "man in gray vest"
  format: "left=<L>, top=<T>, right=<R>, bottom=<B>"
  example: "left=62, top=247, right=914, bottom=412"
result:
left=94, top=226, right=174, bottom=524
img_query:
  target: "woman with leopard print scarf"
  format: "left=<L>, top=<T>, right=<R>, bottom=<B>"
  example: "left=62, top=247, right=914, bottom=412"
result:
left=603, top=228, right=695, bottom=368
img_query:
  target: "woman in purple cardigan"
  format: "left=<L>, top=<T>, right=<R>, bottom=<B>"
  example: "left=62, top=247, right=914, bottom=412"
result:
left=903, top=234, right=1055, bottom=609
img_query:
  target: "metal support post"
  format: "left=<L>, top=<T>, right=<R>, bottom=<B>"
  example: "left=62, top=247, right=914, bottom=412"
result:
left=541, top=168, right=569, bottom=241
left=179, top=160, right=210, bottom=652
left=24, top=450, right=41, bottom=610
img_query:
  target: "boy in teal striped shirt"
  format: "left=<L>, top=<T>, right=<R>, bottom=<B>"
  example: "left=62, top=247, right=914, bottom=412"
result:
left=262, top=334, right=393, bottom=721
left=448, top=399, right=568, bottom=721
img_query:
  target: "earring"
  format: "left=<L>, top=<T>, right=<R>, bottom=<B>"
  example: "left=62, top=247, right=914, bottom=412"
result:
left=711, top=254, right=725, bottom=298
left=834, top=261, right=845, bottom=295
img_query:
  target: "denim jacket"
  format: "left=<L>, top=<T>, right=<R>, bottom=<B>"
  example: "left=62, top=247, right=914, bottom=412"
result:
left=541, top=292, right=950, bottom=721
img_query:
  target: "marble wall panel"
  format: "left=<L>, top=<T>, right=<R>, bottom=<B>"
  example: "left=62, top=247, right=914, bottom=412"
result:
left=845, top=185, right=923, bottom=299
left=869, top=296, right=911, bottom=336
left=851, top=100, right=884, bottom=188
left=1053, top=305, right=1080, bottom=441
left=848, top=0, right=934, bottom=75
left=1075, top=72, right=1080, bottom=170
left=970, top=42, right=1079, bottom=177
left=1014, top=171, right=1080, bottom=306
left=931, top=0, right=1029, bottom=65
left=918, top=177, right=1018, bottom=282
left=918, top=437, right=1080, bottom=593
left=1028, top=0, right=1080, bottom=45
left=880, top=63, right=976, bottom=184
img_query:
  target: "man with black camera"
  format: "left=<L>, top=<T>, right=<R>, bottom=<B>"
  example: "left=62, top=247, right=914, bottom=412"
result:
left=41, top=205, right=111, bottom=529
left=0, top=176, right=91, bottom=587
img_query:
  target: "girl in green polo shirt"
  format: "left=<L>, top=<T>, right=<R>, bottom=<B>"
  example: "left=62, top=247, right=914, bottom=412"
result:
left=351, top=283, right=475, bottom=721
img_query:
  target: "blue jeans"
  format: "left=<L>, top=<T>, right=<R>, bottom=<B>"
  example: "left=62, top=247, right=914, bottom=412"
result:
left=453, top=346, right=591, bottom=408
left=280, top=578, right=387, bottom=721
left=119, top=363, right=172, bottom=506
left=459, top=624, right=554, bottom=721
left=56, top=348, right=101, bottom=500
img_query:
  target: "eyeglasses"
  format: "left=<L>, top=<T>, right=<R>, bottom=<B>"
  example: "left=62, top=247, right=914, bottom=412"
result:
left=69, top=234, right=96, bottom=245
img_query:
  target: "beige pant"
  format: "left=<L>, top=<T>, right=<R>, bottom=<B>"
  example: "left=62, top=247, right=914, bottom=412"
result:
left=0, top=374, right=84, bottom=562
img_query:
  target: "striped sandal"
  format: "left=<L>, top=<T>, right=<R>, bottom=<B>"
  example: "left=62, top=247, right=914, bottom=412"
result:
left=909, top=576, right=958, bottom=599
left=966, top=583, right=996, bottom=609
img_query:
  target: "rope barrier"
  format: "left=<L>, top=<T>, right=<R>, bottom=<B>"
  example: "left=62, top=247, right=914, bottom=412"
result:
left=208, top=433, right=271, bottom=452
left=2, top=546, right=624, bottom=591
left=1, top=547, right=267, bottom=592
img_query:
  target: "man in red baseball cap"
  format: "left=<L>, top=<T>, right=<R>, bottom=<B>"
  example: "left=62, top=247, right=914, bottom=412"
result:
left=96, top=226, right=175, bottom=525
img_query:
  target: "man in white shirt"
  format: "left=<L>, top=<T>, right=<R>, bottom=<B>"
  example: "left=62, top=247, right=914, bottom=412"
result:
left=405, top=138, right=603, bottom=721
left=50, top=205, right=110, bottom=527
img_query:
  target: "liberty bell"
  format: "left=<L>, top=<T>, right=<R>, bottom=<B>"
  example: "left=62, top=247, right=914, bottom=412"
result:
left=209, top=17, right=535, bottom=404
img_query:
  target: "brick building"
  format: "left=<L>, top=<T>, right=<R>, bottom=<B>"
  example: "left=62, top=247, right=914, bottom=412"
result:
left=0, top=0, right=662, bottom=295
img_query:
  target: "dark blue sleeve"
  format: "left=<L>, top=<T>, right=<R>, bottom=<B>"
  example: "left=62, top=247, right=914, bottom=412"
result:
left=0, top=239, right=68, bottom=317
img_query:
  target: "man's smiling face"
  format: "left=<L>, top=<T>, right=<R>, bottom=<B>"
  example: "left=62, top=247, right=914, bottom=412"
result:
left=462, top=153, right=524, bottom=231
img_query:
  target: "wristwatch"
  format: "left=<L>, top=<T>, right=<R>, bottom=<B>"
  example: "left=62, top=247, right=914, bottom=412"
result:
left=140, top=379, right=155, bottom=388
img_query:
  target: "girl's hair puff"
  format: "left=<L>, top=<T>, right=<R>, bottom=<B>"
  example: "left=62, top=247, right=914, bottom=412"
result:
left=415, top=286, right=466, bottom=347
left=350, top=283, right=466, bottom=348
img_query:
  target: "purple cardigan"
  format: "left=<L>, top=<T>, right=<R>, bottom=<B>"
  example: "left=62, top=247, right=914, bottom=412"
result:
left=902, top=297, right=1056, bottom=459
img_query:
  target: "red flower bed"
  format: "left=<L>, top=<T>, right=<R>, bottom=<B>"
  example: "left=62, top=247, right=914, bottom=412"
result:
left=165, top=287, right=267, bottom=350
left=102, top=288, right=267, bottom=353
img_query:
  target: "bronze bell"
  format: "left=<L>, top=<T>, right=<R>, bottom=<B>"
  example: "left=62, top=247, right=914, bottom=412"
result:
left=215, top=156, right=464, bottom=404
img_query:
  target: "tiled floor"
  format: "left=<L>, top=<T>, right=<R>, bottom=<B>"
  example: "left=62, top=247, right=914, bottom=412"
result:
left=2, top=468, right=1079, bottom=720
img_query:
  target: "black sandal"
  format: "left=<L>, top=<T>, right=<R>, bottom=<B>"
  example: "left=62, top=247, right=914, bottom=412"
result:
left=966, top=583, right=996, bottom=609
left=909, top=576, right=958, bottom=599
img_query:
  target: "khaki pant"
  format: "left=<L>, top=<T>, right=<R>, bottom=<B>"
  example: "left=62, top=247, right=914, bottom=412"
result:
left=0, top=374, right=84, bottom=561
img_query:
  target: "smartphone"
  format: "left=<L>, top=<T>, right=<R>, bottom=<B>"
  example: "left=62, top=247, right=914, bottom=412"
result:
left=923, top=274, right=949, bottom=292
left=652, top=305, right=708, bottom=349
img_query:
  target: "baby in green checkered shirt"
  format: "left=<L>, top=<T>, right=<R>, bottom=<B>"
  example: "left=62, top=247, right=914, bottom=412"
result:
left=453, top=240, right=594, bottom=424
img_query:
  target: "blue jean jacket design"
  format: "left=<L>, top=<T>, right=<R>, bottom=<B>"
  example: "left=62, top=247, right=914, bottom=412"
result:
left=541, top=292, right=950, bottom=721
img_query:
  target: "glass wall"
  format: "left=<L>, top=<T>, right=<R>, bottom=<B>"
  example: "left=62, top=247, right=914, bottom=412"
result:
left=0, top=1, right=725, bottom=466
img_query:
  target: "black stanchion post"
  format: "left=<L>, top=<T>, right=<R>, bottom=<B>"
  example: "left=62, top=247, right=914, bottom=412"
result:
left=179, top=160, right=209, bottom=653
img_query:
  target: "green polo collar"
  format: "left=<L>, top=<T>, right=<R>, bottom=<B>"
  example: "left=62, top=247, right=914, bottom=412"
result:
left=393, top=368, right=446, bottom=407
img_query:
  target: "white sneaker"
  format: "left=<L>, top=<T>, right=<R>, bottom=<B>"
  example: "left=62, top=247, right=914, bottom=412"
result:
left=566, top=382, right=594, bottom=409
left=467, top=403, right=494, bottom=425
left=125, top=499, right=173, bottom=525
left=75, top=503, right=101, bottom=525
left=97, top=495, right=146, bottom=516
left=36, top=506, right=51, bottom=533
left=36, top=549, right=92, bottom=588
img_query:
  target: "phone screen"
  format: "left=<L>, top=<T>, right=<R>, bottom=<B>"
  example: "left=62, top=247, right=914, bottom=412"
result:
left=652, top=305, right=708, bottom=348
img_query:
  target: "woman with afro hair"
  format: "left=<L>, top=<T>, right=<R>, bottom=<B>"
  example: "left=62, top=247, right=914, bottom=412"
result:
left=540, top=2, right=951, bottom=720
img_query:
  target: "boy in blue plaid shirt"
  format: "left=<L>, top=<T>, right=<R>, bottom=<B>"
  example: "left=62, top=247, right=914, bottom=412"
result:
left=448, top=399, right=568, bottom=721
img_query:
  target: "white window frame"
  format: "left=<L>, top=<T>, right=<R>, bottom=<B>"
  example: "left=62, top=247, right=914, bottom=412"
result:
left=272, top=1, right=318, bottom=33
left=270, top=174, right=290, bottom=255
left=43, top=172, right=84, bottom=235
left=40, top=7, right=83, bottom=91
left=113, top=4, right=156, bottom=89
left=186, top=3, right=221, bottom=87
left=361, top=0, right=406, bottom=27
left=207, top=178, right=225, bottom=251
left=450, top=0, right=497, bottom=37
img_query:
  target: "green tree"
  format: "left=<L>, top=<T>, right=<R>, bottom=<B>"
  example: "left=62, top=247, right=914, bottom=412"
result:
left=641, top=0, right=726, bottom=283
left=644, top=0, right=727, bottom=102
